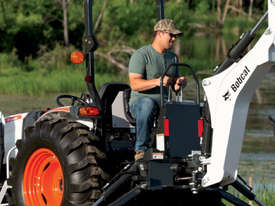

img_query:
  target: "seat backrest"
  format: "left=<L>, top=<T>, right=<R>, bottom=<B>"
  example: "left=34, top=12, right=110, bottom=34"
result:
left=99, top=82, right=129, bottom=116
left=123, top=88, right=136, bottom=126
left=99, top=82, right=135, bottom=127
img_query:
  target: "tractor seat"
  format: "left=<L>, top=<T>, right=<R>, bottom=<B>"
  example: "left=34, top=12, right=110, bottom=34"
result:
left=99, top=82, right=136, bottom=127
left=123, top=88, right=136, bottom=126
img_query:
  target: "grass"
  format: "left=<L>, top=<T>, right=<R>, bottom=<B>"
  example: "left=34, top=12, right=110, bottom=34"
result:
left=223, top=184, right=275, bottom=206
left=0, top=66, right=128, bottom=96
left=0, top=65, right=128, bottom=115
left=0, top=45, right=129, bottom=96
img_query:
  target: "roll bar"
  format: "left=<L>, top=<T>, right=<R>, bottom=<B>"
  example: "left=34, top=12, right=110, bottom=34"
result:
left=83, top=0, right=102, bottom=111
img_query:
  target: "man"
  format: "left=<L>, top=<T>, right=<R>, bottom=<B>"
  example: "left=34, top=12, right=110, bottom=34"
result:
left=128, top=19, right=186, bottom=161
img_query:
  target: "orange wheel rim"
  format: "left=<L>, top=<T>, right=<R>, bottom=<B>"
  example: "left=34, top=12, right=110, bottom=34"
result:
left=23, top=148, right=64, bottom=206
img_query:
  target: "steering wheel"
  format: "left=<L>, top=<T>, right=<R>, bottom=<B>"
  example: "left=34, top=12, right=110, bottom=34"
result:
left=56, top=95, right=87, bottom=106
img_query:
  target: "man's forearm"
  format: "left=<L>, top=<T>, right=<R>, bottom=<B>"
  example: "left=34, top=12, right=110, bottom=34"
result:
left=130, top=78, right=159, bottom=91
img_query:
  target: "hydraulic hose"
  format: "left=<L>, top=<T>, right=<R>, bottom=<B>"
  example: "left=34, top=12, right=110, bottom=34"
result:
left=92, top=164, right=138, bottom=206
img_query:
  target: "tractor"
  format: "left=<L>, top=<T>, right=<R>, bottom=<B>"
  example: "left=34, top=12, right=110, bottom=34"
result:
left=0, top=0, right=274, bottom=206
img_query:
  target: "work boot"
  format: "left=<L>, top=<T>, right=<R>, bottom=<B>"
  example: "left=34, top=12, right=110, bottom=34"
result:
left=134, top=151, right=144, bottom=161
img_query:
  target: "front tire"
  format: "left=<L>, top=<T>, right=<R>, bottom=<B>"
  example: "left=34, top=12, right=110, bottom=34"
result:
left=10, top=118, right=108, bottom=206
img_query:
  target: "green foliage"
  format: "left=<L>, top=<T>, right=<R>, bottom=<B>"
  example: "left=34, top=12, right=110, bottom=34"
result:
left=0, top=0, right=270, bottom=95
left=165, top=1, right=190, bottom=35
left=35, top=44, right=77, bottom=71
left=106, top=1, right=153, bottom=36
left=99, top=0, right=156, bottom=48
left=0, top=51, right=21, bottom=70
left=195, top=1, right=209, bottom=15
left=0, top=0, right=63, bottom=58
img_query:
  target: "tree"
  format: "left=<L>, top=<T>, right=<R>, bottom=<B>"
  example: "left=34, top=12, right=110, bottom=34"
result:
left=0, top=0, right=8, bottom=30
left=94, top=0, right=108, bottom=33
left=217, top=0, right=222, bottom=24
left=217, top=0, right=231, bottom=25
left=248, top=0, right=254, bottom=20
left=62, top=0, right=69, bottom=47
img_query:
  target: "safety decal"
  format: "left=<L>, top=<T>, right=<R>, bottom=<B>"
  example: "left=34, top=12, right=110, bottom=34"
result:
left=5, top=115, right=22, bottom=123
left=45, top=107, right=70, bottom=114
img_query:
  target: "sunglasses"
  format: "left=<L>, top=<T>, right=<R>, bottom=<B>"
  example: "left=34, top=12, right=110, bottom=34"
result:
left=170, top=33, right=178, bottom=38
left=163, top=32, right=177, bottom=38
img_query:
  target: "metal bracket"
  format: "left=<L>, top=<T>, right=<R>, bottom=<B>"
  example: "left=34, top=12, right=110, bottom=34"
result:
left=84, top=35, right=98, bottom=53
left=0, top=181, right=11, bottom=206
left=6, top=146, right=16, bottom=180
left=0, top=146, right=17, bottom=206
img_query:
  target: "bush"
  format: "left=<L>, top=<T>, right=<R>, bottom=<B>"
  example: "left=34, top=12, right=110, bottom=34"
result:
left=0, top=51, right=21, bottom=70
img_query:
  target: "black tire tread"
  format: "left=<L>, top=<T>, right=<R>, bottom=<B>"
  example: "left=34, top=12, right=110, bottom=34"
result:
left=10, top=118, right=109, bottom=206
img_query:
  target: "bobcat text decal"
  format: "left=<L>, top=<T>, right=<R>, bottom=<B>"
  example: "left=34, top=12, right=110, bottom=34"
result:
left=222, top=66, right=250, bottom=101
left=231, top=66, right=250, bottom=92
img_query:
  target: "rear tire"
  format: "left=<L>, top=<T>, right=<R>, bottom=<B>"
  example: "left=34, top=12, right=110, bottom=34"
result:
left=10, top=118, right=108, bottom=206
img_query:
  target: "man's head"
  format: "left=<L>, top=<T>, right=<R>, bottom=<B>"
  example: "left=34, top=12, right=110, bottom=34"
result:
left=154, top=19, right=182, bottom=36
left=153, top=19, right=182, bottom=52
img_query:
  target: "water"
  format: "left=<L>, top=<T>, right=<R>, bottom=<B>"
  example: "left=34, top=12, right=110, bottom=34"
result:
left=239, top=71, right=275, bottom=187
left=239, top=153, right=275, bottom=184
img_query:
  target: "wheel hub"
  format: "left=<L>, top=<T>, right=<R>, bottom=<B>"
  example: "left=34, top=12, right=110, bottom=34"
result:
left=23, top=148, right=64, bottom=206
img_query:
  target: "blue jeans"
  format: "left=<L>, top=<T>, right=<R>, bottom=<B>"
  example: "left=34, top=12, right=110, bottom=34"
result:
left=130, top=97, right=159, bottom=152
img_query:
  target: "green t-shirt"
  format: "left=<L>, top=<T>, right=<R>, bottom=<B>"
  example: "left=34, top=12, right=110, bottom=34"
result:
left=129, top=45, right=179, bottom=105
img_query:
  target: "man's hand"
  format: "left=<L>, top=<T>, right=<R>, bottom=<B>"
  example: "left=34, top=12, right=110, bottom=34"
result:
left=161, top=75, right=172, bottom=87
left=174, top=76, right=187, bottom=91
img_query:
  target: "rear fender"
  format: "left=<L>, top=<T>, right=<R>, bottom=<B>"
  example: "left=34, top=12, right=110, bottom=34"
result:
left=36, top=106, right=94, bottom=130
left=36, top=106, right=72, bottom=123
left=37, top=106, right=94, bottom=130
left=3, top=113, right=29, bottom=163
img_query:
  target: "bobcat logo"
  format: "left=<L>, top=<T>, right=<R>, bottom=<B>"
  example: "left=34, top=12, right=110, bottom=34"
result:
left=223, top=90, right=231, bottom=101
